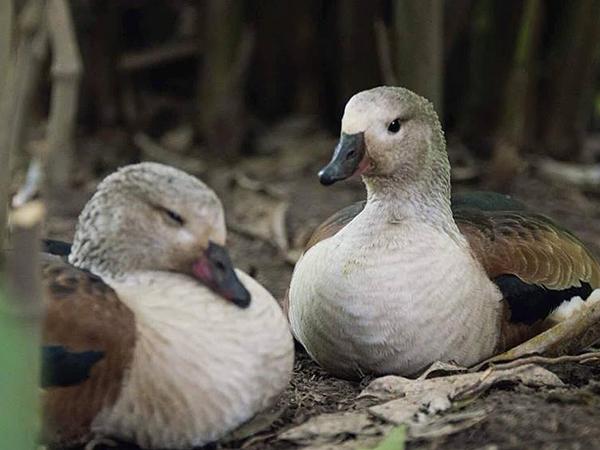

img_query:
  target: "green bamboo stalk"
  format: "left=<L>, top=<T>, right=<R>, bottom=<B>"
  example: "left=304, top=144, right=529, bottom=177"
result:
left=0, top=202, right=45, bottom=450
left=0, top=0, right=14, bottom=259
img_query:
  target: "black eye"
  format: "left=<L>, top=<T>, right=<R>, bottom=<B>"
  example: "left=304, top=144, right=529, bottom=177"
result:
left=388, top=119, right=401, bottom=133
left=165, top=209, right=185, bottom=226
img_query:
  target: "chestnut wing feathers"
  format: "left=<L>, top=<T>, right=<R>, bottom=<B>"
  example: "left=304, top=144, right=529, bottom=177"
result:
left=454, top=202, right=600, bottom=325
left=305, top=201, right=366, bottom=252
left=41, top=253, right=136, bottom=446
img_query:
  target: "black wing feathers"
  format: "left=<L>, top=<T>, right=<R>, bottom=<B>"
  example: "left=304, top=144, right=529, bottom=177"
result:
left=41, top=345, right=104, bottom=388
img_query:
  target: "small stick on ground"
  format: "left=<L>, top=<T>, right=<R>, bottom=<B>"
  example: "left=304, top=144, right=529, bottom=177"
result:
left=479, top=352, right=600, bottom=372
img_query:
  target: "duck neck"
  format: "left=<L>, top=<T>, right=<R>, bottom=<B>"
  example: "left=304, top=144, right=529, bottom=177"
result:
left=362, top=156, right=459, bottom=238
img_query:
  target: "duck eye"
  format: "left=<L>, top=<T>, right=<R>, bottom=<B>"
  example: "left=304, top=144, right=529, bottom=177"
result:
left=387, top=119, right=401, bottom=133
left=164, top=209, right=185, bottom=226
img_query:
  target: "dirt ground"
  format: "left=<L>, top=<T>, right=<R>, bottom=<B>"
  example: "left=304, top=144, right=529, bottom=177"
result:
left=44, top=128, right=600, bottom=450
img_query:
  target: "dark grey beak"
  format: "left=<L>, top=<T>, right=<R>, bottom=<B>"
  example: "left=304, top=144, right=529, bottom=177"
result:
left=191, top=242, right=251, bottom=308
left=318, top=132, right=366, bottom=186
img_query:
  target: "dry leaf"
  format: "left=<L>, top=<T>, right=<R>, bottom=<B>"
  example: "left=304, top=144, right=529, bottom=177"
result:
left=227, top=172, right=290, bottom=252
left=279, top=412, right=382, bottom=446
left=409, top=409, right=488, bottom=440
left=223, top=404, right=287, bottom=442
left=366, top=364, right=563, bottom=425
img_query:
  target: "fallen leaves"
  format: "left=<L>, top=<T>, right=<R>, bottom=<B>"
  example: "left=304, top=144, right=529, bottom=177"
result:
left=226, top=171, right=290, bottom=253
left=279, top=412, right=381, bottom=446
left=280, top=364, right=565, bottom=449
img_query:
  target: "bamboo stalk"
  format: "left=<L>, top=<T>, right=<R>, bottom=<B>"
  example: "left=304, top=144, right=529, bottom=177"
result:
left=1, top=200, right=45, bottom=450
left=392, top=0, right=443, bottom=114
left=46, top=0, right=82, bottom=189
left=487, top=0, right=541, bottom=188
left=0, top=0, right=47, bottom=265
left=0, top=0, right=15, bottom=262
left=0, top=0, right=14, bottom=97
left=374, top=20, right=398, bottom=86
left=540, top=0, right=600, bottom=160
left=197, top=0, right=248, bottom=157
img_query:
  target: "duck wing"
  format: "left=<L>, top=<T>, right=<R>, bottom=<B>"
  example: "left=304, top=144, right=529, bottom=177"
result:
left=41, top=253, right=136, bottom=446
left=304, top=201, right=366, bottom=252
left=453, top=191, right=600, bottom=352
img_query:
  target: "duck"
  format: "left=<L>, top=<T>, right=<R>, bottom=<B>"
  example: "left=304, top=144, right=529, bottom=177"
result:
left=40, top=162, right=294, bottom=449
left=287, top=86, right=600, bottom=380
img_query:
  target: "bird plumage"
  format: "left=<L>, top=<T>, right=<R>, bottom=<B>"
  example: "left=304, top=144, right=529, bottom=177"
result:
left=40, top=163, right=294, bottom=449
left=288, top=86, right=600, bottom=379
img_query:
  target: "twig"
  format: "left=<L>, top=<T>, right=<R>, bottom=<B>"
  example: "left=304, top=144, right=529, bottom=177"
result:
left=118, top=39, right=202, bottom=72
left=46, top=0, right=82, bottom=189
left=480, top=351, right=600, bottom=372
left=373, top=19, right=397, bottom=85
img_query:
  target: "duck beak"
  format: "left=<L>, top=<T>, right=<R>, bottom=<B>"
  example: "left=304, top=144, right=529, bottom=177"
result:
left=318, top=132, right=366, bottom=185
left=191, top=242, right=251, bottom=308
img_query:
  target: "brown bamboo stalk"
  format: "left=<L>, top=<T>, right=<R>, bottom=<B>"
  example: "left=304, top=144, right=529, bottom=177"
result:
left=337, top=1, right=382, bottom=102
left=197, top=0, right=247, bottom=157
left=393, top=0, right=443, bottom=114
left=46, top=0, right=82, bottom=189
left=540, top=0, right=600, bottom=160
left=374, top=20, right=398, bottom=86
left=487, top=0, right=541, bottom=189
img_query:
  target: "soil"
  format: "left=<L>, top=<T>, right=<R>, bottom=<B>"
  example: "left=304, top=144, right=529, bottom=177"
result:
left=44, top=130, right=600, bottom=450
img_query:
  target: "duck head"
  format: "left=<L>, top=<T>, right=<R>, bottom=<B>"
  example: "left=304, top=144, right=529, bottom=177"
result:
left=319, top=86, right=448, bottom=194
left=70, top=162, right=250, bottom=307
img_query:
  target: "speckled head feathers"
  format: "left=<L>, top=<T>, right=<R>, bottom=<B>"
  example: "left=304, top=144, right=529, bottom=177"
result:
left=342, top=87, right=438, bottom=134
left=69, top=162, right=226, bottom=277
left=341, top=86, right=446, bottom=180
left=336, top=86, right=450, bottom=210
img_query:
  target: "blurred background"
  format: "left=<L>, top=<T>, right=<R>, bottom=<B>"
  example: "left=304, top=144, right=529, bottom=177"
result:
left=2, top=2, right=600, bottom=449
left=1, top=0, right=600, bottom=193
